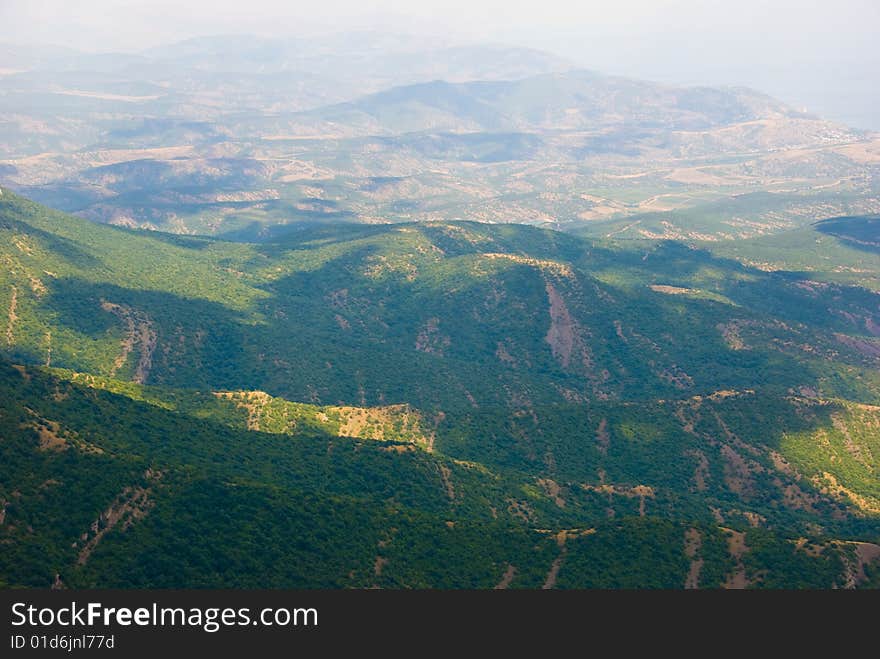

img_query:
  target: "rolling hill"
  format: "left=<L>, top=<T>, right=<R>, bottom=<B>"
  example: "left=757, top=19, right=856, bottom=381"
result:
left=1, top=189, right=878, bottom=588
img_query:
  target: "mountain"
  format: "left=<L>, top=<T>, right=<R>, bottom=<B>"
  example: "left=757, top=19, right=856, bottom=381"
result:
left=1, top=189, right=878, bottom=588
left=2, top=36, right=877, bottom=239
left=298, top=72, right=799, bottom=134
left=140, top=33, right=575, bottom=82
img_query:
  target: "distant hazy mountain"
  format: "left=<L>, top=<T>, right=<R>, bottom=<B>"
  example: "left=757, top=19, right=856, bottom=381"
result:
left=1, top=33, right=574, bottom=99
left=140, top=33, right=575, bottom=83
left=293, top=71, right=805, bottom=134
left=0, top=33, right=877, bottom=239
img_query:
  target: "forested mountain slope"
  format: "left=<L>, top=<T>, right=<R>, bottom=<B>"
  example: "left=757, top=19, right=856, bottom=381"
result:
left=1, top=189, right=878, bottom=588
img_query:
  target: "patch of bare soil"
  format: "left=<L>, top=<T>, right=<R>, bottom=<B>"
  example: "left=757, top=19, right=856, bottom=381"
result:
left=831, top=412, right=874, bottom=469
left=737, top=511, right=765, bottom=528
left=650, top=284, right=699, bottom=295
left=481, top=253, right=573, bottom=278
left=5, top=285, right=17, bottom=345
left=852, top=542, right=880, bottom=585
left=438, top=464, right=455, bottom=501
left=768, top=450, right=798, bottom=478
left=716, top=321, right=747, bottom=351
left=544, top=280, right=576, bottom=367
left=494, top=564, right=517, bottom=589
left=373, top=556, right=388, bottom=577
left=415, top=317, right=450, bottom=356
left=495, top=341, right=517, bottom=366
left=542, top=553, right=564, bottom=590
left=674, top=398, right=702, bottom=436
left=633, top=485, right=653, bottom=516
left=215, top=391, right=433, bottom=448
left=684, top=528, right=703, bottom=589
left=814, top=472, right=880, bottom=514
left=335, top=404, right=422, bottom=441
left=23, top=418, right=68, bottom=452
left=652, top=362, right=694, bottom=389
left=713, top=411, right=761, bottom=457
left=101, top=300, right=157, bottom=383
left=834, top=541, right=880, bottom=588
left=778, top=481, right=821, bottom=514
left=596, top=418, right=610, bottom=455
left=506, top=499, right=536, bottom=523
left=720, top=444, right=757, bottom=497
left=581, top=482, right=655, bottom=516
left=685, top=449, right=710, bottom=491
left=722, top=529, right=751, bottom=589
left=834, top=333, right=880, bottom=359
left=76, top=484, right=155, bottom=566
left=537, top=478, right=566, bottom=508
left=542, top=531, right=570, bottom=590
left=793, top=537, right=825, bottom=557
left=379, top=444, right=415, bottom=454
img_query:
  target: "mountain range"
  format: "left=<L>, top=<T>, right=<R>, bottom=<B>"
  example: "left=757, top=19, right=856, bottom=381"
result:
left=1, top=33, right=878, bottom=589
left=1, top=35, right=878, bottom=241
left=1, top=187, right=878, bottom=588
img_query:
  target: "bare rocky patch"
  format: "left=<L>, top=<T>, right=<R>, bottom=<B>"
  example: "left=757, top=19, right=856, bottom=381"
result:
left=415, top=317, right=450, bottom=356
left=5, top=285, right=17, bottom=345
left=506, top=499, right=536, bottom=523
left=838, top=542, right=880, bottom=588
left=720, top=444, right=758, bottom=498
left=544, top=280, right=576, bottom=368
left=814, top=472, right=880, bottom=514
left=213, top=391, right=433, bottom=448
left=482, top=253, right=573, bottom=278
left=537, top=478, right=566, bottom=508
left=438, top=464, right=455, bottom=501
left=831, top=412, right=875, bottom=469
left=542, top=531, right=569, bottom=590
left=75, top=474, right=160, bottom=566
left=101, top=300, right=157, bottom=384
left=595, top=418, right=610, bottom=455
left=495, top=341, right=517, bottom=366
left=684, top=528, right=703, bottom=589
left=685, top=449, right=710, bottom=491
left=494, top=564, right=517, bottom=589
left=581, top=481, right=655, bottom=516
left=834, top=333, right=880, bottom=360
left=650, top=284, right=699, bottom=295
left=722, top=529, right=751, bottom=589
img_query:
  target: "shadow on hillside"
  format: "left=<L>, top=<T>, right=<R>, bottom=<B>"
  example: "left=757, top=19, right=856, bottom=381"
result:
left=0, top=215, right=102, bottom=269
left=814, top=216, right=880, bottom=254
left=40, top=278, right=254, bottom=390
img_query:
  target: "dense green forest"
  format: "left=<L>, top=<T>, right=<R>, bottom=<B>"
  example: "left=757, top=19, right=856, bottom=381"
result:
left=1, top=189, right=878, bottom=588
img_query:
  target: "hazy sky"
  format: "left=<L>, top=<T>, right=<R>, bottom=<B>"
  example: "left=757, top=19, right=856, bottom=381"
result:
left=2, top=0, right=879, bottom=128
